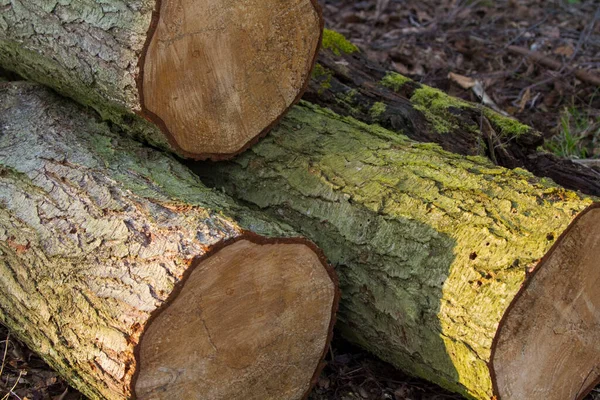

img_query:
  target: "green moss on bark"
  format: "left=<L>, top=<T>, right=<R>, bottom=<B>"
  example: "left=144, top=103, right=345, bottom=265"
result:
left=321, top=29, right=359, bottom=56
left=369, top=102, right=387, bottom=120
left=380, top=72, right=412, bottom=92
left=312, top=63, right=333, bottom=94
left=483, top=108, right=532, bottom=138
left=410, top=86, right=473, bottom=134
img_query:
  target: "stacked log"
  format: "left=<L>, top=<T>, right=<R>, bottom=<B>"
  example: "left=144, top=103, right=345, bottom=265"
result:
left=196, top=102, right=600, bottom=400
left=0, top=0, right=322, bottom=159
left=0, top=82, right=338, bottom=400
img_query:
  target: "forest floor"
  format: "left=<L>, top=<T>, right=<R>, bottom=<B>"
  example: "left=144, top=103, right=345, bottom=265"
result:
left=1, top=0, right=600, bottom=399
left=322, top=0, right=600, bottom=160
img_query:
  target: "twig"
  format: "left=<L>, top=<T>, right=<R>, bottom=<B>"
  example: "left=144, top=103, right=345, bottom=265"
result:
left=507, top=45, right=600, bottom=86
left=1, top=371, right=22, bottom=400
left=503, top=17, right=549, bottom=49
left=0, top=334, right=9, bottom=382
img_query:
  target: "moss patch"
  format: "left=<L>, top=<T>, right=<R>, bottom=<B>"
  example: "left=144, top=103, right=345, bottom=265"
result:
left=206, top=100, right=593, bottom=400
left=380, top=72, right=412, bottom=92
left=369, top=102, right=387, bottom=120
left=312, top=63, right=333, bottom=94
left=322, top=29, right=359, bottom=56
left=483, top=108, right=531, bottom=139
left=411, top=86, right=473, bottom=134
left=335, top=89, right=359, bottom=115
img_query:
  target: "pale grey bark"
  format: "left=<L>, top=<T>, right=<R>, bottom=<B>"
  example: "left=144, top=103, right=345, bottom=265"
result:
left=0, top=0, right=170, bottom=149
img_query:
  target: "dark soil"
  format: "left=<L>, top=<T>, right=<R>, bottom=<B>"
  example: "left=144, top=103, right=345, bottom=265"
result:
left=0, top=325, right=82, bottom=400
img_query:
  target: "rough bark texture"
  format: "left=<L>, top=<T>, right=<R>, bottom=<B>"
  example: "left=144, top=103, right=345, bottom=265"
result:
left=0, top=0, right=164, bottom=146
left=305, top=30, right=600, bottom=197
left=195, top=102, right=596, bottom=400
left=0, top=82, right=337, bottom=400
left=0, top=0, right=323, bottom=159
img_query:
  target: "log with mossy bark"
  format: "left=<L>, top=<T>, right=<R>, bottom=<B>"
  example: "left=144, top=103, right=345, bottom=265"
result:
left=195, top=101, right=600, bottom=400
left=0, top=82, right=338, bottom=400
left=306, top=29, right=600, bottom=197
left=0, top=0, right=322, bottom=159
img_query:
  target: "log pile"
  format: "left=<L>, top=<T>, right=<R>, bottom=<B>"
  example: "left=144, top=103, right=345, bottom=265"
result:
left=1, top=3, right=600, bottom=399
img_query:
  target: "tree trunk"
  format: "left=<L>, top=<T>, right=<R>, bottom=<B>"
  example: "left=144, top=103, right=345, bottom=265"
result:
left=0, top=0, right=322, bottom=159
left=0, top=82, right=338, bottom=400
left=196, top=101, right=600, bottom=400
left=305, top=30, right=600, bottom=197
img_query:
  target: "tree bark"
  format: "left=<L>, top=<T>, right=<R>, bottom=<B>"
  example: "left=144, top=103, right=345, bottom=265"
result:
left=0, top=0, right=322, bottom=159
left=196, top=101, right=600, bottom=400
left=305, top=30, right=600, bottom=197
left=0, top=82, right=338, bottom=400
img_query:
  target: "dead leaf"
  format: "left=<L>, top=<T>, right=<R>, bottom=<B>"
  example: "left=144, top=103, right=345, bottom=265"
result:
left=392, top=61, right=410, bottom=75
left=448, top=72, right=476, bottom=89
left=554, top=44, right=575, bottom=57
left=394, top=384, right=412, bottom=399
left=472, top=82, right=509, bottom=116
left=416, top=9, right=432, bottom=23
left=317, top=377, right=330, bottom=389
left=519, top=88, right=531, bottom=112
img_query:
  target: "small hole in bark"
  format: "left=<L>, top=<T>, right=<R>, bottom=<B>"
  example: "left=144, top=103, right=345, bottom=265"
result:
left=469, top=252, right=477, bottom=260
left=70, top=228, right=77, bottom=234
left=546, top=233, right=555, bottom=241
left=485, top=242, right=490, bottom=246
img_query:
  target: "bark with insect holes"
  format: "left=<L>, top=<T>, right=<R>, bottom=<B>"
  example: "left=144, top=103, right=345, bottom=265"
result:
left=196, top=100, right=600, bottom=400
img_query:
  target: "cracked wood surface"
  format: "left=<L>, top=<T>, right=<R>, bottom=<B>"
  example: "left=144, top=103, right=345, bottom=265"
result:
left=196, top=102, right=599, bottom=400
left=0, top=0, right=322, bottom=159
left=0, top=82, right=337, bottom=400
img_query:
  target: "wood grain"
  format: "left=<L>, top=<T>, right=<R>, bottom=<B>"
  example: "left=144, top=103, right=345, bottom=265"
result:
left=492, top=206, right=600, bottom=400
left=0, top=82, right=337, bottom=400
left=136, top=239, right=336, bottom=399
left=142, top=0, right=322, bottom=157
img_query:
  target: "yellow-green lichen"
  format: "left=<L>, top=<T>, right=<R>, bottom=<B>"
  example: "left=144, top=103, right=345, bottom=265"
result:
left=369, top=102, right=387, bottom=120
left=411, top=86, right=473, bottom=134
left=380, top=72, right=412, bottom=92
left=207, top=100, right=593, bottom=400
left=322, top=29, right=359, bottom=56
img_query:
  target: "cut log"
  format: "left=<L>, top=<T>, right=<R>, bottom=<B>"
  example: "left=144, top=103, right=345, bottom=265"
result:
left=0, top=82, right=338, bottom=400
left=196, top=102, right=600, bottom=400
left=0, top=0, right=322, bottom=159
left=305, top=30, right=600, bottom=197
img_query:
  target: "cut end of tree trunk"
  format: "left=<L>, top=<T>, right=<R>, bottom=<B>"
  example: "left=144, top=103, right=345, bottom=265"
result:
left=134, top=236, right=337, bottom=400
left=139, top=0, right=323, bottom=159
left=491, top=204, right=600, bottom=400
